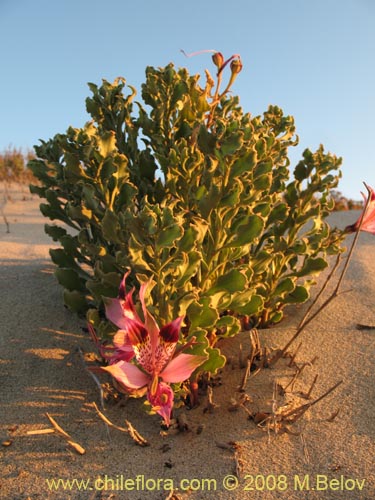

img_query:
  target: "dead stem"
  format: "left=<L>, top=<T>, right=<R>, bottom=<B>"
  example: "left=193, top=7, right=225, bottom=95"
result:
left=238, top=358, right=251, bottom=392
left=92, top=402, right=149, bottom=447
left=304, top=374, right=319, bottom=399
left=287, top=342, right=303, bottom=367
left=44, top=413, right=86, bottom=455
left=280, top=380, right=343, bottom=422
left=204, top=385, right=219, bottom=413
left=298, top=253, right=341, bottom=329
left=300, top=433, right=310, bottom=464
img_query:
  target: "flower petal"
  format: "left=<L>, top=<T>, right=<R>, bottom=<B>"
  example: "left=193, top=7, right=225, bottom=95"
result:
left=345, top=184, right=375, bottom=235
left=118, top=270, right=130, bottom=300
left=102, top=360, right=149, bottom=389
left=159, top=317, right=183, bottom=344
left=103, top=297, right=128, bottom=330
left=139, top=282, right=160, bottom=352
left=160, top=353, right=207, bottom=383
left=147, top=382, right=174, bottom=426
left=153, top=317, right=183, bottom=373
left=125, top=318, right=154, bottom=373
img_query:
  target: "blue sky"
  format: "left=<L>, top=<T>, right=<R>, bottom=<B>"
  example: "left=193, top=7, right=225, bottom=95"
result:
left=0, top=0, right=374, bottom=199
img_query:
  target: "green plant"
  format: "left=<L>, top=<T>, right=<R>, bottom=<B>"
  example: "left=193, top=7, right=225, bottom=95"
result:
left=29, top=53, right=344, bottom=382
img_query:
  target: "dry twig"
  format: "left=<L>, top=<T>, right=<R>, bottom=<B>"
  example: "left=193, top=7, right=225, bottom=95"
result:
left=92, top=402, right=149, bottom=446
left=26, top=413, right=86, bottom=455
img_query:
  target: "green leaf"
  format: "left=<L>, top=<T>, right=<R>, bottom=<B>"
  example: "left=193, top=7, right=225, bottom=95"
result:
left=216, top=316, right=241, bottom=338
left=49, top=248, right=79, bottom=270
left=102, top=210, right=122, bottom=244
left=82, top=184, right=100, bottom=211
left=66, top=203, right=92, bottom=221
left=55, top=268, right=86, bottom=292
left=296, top=257, right=328, bottom=277
left=229, top=214, right=264, bottom=247
left=198, top=347, right=226, bottom=374
left=188, top=298, right=219, bottom=329
left=273, top=278, right=295, bottom=297
left=207, top=269, right=247, bottom=295
left=98, top=131, right=116, bottom=156
left=128, top=238, right=154, bottom=272
left=198, top=184, right=221, bottom=218
left=174, top=292, right=197, bottom=318
left=229, top=150, right=257, bottom=179
left=285, top=285, right=309, bottom=304
left=156, top=224, right=183, bottom=250
left=178, top=227, right=196, bottom=252
left=87, top=280, right=119, bottom=302
left=219, top=184, right=242, bottom=207
left=221, top=132, right=243, bottom=156
left=197, top=126, right=216, bottom=154
left=269, top=310, right=284, bottom=324
left=63, top=289, right=88, bottom=314
left=86, top=308, right=101, bottom=328
left=45, top=224, right=67, bottom=241
left=175, top=251, right=201, bottom=288
left=268, top=204, right=288, bottom=224
left=230, top=293, right=264, bottom=315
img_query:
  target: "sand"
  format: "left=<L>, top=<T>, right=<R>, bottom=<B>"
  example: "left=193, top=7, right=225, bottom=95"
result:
left=0, top=183, right=374, bottom=500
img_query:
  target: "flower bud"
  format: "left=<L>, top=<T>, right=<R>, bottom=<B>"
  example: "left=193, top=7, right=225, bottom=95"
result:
left=212, top=52, right=224, bottom=69
left=230, top=58, right=243, bottom=75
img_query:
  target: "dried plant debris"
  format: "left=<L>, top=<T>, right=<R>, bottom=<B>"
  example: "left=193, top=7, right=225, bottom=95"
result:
left=92, top=402, right=149, bottom=447
left=249, top=380, right=343, bottom=435
left=26, top=413, right=86, bottom=455
left=356, top=323, right=375, bottom=331
left=326, top=408, right=341, bottom=422
left=203, top=385, right=219, bottom=414
left=164, top=491, right=182, bottom=500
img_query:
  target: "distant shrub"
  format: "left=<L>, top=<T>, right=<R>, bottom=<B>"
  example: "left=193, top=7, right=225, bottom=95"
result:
left=330, top=190, right=363, bottom=211
left=0, top=147, right=35, bottom=183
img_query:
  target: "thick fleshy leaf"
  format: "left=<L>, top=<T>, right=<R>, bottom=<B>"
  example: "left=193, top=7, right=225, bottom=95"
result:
left=160, top=353, right=207, bottom=383
left=156, top=224, right=183, bottom=250
left=63, top=290, right=88, bottom=313
left=284, top=285, right=309, bottom=304
left=229, top=214, right=264, bottom=247
left=197, top=347, right=226, bottom=375
left=207, top=269, right=247, bottom=295
left=296, top=257, right=328, bottom=277
left=102, top=360, right=149, bottom=389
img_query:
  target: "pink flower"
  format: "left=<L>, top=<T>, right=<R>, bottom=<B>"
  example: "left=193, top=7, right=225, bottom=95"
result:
left=101, top=278, right=207, bottom=426
left=345, top=183, right=375, bottom=235
left=88, top=324, right=134, bottom=365
left=88, top=272, right=139, bottom=365
left=104, top=271, right=143, bottom=331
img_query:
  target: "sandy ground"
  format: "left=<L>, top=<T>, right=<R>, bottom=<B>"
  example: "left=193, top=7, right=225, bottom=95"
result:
left=0, top=183, right=374, bottom=500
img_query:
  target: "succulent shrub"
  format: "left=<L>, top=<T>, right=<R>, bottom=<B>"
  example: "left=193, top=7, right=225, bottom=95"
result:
left=29, top=54, right=344, bottom=376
